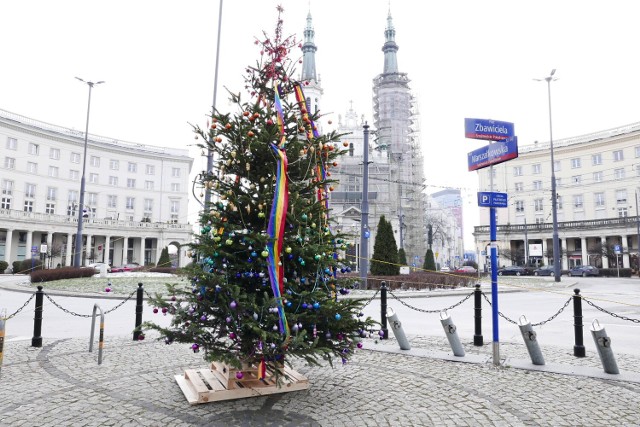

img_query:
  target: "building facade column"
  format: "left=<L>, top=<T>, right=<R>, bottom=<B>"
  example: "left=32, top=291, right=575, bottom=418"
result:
left=122, top=236, right=129, bottom=266
left=65, top=233, right=73, bottom=267
left=622, top=235, right=630, bottom=268
left=104, top=236, right=111, bottom=265
left=25, top=231, right=33, bottom=260
left=4, top=229, right=14, bottom=267
left=46, top=232, right=53, bottom=269
left=86, top=234, right=93, bottom=266
left=139, top=237, right=145, bottom=266
left=561, top=237, right=568, bottom=270
left=601, top=236, right=609, bottom=268
left=581, top=237, right=588, bottom=266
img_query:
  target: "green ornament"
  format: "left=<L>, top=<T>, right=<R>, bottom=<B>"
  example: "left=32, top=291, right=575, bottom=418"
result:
left=226, top=239, right=233, bottom=245
left=301, top=213, right=308, bottom=221
left=261, top=250, right=269, bottom=258
left=314, top=254, right=321, bottom=261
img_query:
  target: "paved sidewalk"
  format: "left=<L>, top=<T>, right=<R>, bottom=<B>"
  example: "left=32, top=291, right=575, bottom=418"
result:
left=1, top=331, right=640, bottom=427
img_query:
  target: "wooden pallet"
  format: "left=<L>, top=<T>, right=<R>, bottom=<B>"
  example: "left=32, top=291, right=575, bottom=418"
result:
left=175, top=361, right=310, bottom=404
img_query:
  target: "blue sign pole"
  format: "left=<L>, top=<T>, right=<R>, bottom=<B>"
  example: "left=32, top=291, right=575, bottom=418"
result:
left=490, top=206, right=499, bottom=365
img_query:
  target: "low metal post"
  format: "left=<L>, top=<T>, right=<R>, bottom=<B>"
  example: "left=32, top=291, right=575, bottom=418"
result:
left=518, top=315, right=545, bottom=365
left=473, top=284, right=483, bottom=346
left=133, top=283, right=144, bottom=340
left=380, top=281, right=388, bottom=340
left=573, top=288, right=586, bottom=357
left=32, top=286, right=44, bottom=348
left=89, top=304, right=105, bottom=365
left=386, top=307, right=410, bottom=350
left=440, top=311, right=465, bottom=357
left=590, top=319, right=619, bottom=374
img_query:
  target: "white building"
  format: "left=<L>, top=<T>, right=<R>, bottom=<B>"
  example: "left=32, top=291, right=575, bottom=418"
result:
left=428, top=190, right=464, bottom=269
left=474, top=123, right=640, bottom=272
left=0, top=109, right=194, bottom=270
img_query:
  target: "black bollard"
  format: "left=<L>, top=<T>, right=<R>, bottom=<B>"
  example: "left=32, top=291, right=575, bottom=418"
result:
left=473, top=284, right=483, bottom=346
left=32, top=286, right=44, bottom=347
left=573, top=288, right=585, bottom=357
left=133, top=283, right=144, bottom=340
left=380, top=281, right=388, bottom=340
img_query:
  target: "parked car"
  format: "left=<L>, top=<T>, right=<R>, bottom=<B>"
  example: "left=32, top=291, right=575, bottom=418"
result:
left=456, top=266, right=477, bottom=273
left=533, top=265, right=555, bottom=276
left=88, top=262, right=111, bottom=273
left=497, top=265, right=533, bottom=276
left=568, top=265, right=599, bottom=277
left=111, top=265, right=134, bottom=273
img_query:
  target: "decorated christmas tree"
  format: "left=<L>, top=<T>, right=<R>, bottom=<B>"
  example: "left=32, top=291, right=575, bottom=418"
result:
left=146, top=8, right=374, bottom=380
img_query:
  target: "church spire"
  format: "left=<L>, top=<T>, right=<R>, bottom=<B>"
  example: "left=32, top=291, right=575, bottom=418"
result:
left=382, top=11, right=399, bottom=74
left=301, top=11, right=317, bottom=82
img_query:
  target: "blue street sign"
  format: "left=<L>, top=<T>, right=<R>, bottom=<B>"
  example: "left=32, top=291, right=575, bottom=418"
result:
left=614, top=244, right=621, bottom=254
left=468, top=136, right=518, bottom=171
left=464, top=118, right=515, bottom=141
left=477, top=192, right=508, bottom=208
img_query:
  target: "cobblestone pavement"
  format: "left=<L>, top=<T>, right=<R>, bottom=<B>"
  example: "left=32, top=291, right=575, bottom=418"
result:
left=2, top=331, right=640, bottom=427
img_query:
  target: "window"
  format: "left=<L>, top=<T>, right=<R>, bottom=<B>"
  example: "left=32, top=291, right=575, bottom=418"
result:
left=126, top=197, right=135, bottom=210
left=172, top=168, right=180, bottom=178
left=594, top=192, right=605, bottom=208
left=593, top=171, right=603, bottom=182
left=70, top=170, right=79, bottom=180
left=635, top=146, right=640, bottom=158
left=556, top=195, right=563, bottom=210
left=515, top=200, right=524, bottom=212
left=637, top=165, right=640, bottom=177
left=1, top=197, right=11, bottom=209
left=47, top=187, right=57, bottom=201
left=614, top=168, right=625, bottom=180
left=514, top=182, right=523, bottom=192
left=45, top=203, right=55, bottom=214
left=24, top=200, right=34, bottom=212
left=555, top=177, right=562, bottom=187
left=513, top=166, right=522, bottom=176
left=592, top=154, right=602, bottom=165
left=616, top=189, right=627, bottom=204
left=171, top=200, right=180, bottom=213
left=109, top=159, right=119, bottom=170
left=87, top=193, right=98, bottom=205
left=127, top=162, right=137, bottom=173
left=28, top=143, right=39, bottom=155
left=25, top=183, right=36, bottom=198
left=68, top=190, right=78, bottom=204
left=571, top=175, right=581, bottom=185
left=71, top=152, right=80, bottom=163
left=573, top=195, right=583, bottom=209
left=533, top=180, right=542, bottom=190
left=613, top=150, right=624, bottom=162
left=535, top=217, right=544, bottom=225
left=27, top=162, right=38, bottom=174
left=144, top=180, right=154, bottom=191
left=107, top=195, right=117, bottom=208
left=4, top=157, right=15, bottom=169
left=171, top=183, right=180, bottom=192
left=144, top=198, right=153, bottom=212
left=618, top=207, right=628, bottom=217
left=553, top=160, right=561, bottom=172
left=2, top=179, right=14, bottom=195
left=49, top=148, right=60, bottom=160
left=145, top=165, right=155, bottom=175
left=6, top=137, right=17, bottom=150
left=532, top=163, right=541, bottom=174
left=48, top=166, right=59, bottom=178
left=90, top=156, right=100, bottom=167
left=534, top=198, right=544, bottom=212
left=486, top=168, right=496, bottom=179
left=127, top=178, right=136, bottom=188
left=571, top=158, right=581, bottom=169
left=90, top=173, right=99, bottom=184
left=109, top=176, right=118, bottom=186
left=67, top=204, right=77, bottom=216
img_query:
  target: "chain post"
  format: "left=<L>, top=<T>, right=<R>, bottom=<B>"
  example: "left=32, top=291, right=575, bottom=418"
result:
left=473, top=284, right=483, bottom=346
left=133, top=283, right=144, bottom=341
left=380, top=281, right=388, bottom=339
left=573, top=288, right=586, bottom=357
left=32, top=286, right=44, bottom=347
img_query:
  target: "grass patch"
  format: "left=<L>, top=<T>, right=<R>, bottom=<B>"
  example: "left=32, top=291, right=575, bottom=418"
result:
left=27, top=273, right=191, bottom=296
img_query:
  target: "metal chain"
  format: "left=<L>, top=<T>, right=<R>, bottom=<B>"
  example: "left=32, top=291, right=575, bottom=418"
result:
left=481, top=293, right=572, bottom=326
left=358, top=289, right=380, bottom=310
left=43, top=290, right=137, bottom=318
left=3, top=294, right=35, bottom=320
left=387, top=290, right=474, bottom=314
left=583, top=298, right=640, bottom=324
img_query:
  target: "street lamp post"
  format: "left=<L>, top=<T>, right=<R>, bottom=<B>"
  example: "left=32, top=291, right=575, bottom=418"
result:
left=537, top=69, right=561, bottom=282
left=73, top=77, right=104, bottom=268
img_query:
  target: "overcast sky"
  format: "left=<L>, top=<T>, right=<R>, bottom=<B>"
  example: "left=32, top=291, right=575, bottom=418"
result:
left=2, top=1, right=640, bottom=250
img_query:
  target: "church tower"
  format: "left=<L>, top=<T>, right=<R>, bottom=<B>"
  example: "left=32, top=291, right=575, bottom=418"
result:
left=300, top=11, right=323, bottom=121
